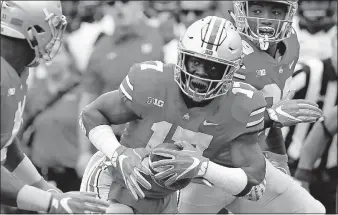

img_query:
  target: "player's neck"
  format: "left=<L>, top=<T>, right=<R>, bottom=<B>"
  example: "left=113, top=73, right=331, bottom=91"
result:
left=0, top=36, right=34, bottom=76
left=265, top=43, right=278, bottom=59
left=180, top=91, right=212, bottom=109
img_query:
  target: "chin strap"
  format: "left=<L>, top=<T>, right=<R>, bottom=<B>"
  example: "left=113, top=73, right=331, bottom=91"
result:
left=259, top=35, right=269, bottom=50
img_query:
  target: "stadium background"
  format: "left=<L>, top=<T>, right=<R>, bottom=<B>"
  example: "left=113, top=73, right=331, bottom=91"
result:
left=2, top=1, right=337, bottom=213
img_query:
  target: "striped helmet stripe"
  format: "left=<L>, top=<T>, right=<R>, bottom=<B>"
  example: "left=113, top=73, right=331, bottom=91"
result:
left=202, top=16, right=216, bottom=49
left=206, top=17, right=224, bottom=50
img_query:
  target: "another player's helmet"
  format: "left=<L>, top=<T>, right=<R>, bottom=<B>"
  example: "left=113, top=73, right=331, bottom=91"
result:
left=297, top=0, right=337, bottom=34
left=1, top=1, right=67, bottom=67
left=233, top=0, right=298, bottom=50
left=175, top=16, right=242, bottom=102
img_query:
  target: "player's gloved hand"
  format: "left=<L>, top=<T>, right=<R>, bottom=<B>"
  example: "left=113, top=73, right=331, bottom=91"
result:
left=111, top=145, right=152, bottom=200
left=150, top=141, right=209, bottom=187
left=267, top=90, right=323, bottom=128
left=48, top=191, right=110, bottom=214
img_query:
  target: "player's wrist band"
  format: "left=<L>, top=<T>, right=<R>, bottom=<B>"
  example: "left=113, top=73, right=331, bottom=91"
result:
left=88, top=125, right=121, bottom=159
left=17, top=185, right=52, bottom=212
left=204, top=161, right=248, bottom=195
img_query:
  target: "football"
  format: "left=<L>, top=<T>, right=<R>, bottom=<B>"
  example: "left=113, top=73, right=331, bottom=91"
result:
left=149, top=142, right=192, bottom=191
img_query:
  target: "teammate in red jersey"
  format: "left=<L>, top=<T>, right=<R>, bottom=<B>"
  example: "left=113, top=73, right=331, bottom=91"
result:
left=1, top=1, right=109, bottom=213
left=176, top=1, right=324, bottom=214
left=79, top=16, right=268, bottom=213
left=192, top=0, right=324, bottom=213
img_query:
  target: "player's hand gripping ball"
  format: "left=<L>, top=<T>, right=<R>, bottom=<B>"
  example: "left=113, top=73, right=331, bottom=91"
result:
left=148, top=142, right=192, bottom=190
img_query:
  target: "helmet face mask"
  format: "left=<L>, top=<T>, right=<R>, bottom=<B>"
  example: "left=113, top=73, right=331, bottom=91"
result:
left=29, top=9, right=67, bottom=66
left=1, top=1, right=67, bottom=67
left=175, top=16, right=242, bottom=102
left=233, top=0, right=298, bottom=50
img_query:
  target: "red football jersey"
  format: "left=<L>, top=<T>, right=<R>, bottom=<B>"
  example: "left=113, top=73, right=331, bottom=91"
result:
left=119, top=61, right=266, bottom=167
left=1, top=57, right=28, bottom=161
left=234, top=32, right=300, bottom=108
left=106, top=61, right=266, bottom=211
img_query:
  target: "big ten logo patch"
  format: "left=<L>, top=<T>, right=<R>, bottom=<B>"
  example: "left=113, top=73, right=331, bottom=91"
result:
left=147, top=97, right=164, bottom=108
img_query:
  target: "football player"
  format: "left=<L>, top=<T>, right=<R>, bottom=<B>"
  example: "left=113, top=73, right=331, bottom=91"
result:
left=79, top=16, right=269, bottom=213
left=1, top=1, right=109, bottom=213
left=231, top=0, right=324, bottom=169
left=215, top=0, right=325, bottom=213
left=176, top=1, right=325, bottom=213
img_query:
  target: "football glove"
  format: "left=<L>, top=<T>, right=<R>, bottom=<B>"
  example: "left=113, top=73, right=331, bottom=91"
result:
left=267, top=90, right=323, bottom=128
left=110, top=145, right=152, bottom=200
left=150, top=141, right=209, bottom=188
left=48, top=191, right=110, bottom=214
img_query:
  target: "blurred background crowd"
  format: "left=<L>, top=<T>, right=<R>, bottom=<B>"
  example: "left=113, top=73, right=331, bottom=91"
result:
left=3, top=0, right=337, bottom=213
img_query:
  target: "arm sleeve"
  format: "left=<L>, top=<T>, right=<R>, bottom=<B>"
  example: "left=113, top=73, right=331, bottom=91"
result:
left=118, top=63, right=148, bottom=117
left=244, top=90, right=267, bottom=134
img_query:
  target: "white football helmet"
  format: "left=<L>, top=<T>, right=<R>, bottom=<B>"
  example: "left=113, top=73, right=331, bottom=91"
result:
left=233, top=0, right=298, bottom=50
left=175, top=16, right=242, bottom=101
left=1, top=1, right=67, bottom=66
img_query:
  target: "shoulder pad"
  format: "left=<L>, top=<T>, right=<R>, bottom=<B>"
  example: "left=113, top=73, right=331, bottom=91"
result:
left=285, top=29, right=300, bottom=63
left=230, top=82, right=267, bottom=133
left=119, top=61, right=170, bottom=116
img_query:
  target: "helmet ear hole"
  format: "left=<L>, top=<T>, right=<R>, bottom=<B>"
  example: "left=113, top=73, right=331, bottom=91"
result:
left=27, top=27, right=37, bottom=47
left=33, top=25, right=45, bottom=33
left=27, top=25, right=44, bottom=47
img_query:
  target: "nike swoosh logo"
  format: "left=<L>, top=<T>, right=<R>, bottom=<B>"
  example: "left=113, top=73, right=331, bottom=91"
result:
left=276, top=106, right=301, bottom=121
left=60, top=197, right=73, bottom=213
left=203, top=120, right=218, bottom=126
left=176, top=157, right=199, bottom=180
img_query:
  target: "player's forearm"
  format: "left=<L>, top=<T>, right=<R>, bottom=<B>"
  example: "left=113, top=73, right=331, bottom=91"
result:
left=1, top=166, right=52, bottom=212
left=87, top=124, right=121, bottom=159
left=204, top=160, right=266, bottom=201
left=79, top=91, right=136, bottom=135
left=265, top=127, right=286, bottom=154
left=263, top=109, right=273, bottom=128
left=79, top=102, right=121, bottom=159
left=79, top=91, right=139, bottom=158
left=3, top=138, right=43, bottom=185
left=3, top=137, right=25, bottom=171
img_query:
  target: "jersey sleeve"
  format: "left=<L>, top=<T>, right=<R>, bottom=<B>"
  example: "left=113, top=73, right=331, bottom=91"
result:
left=245, top=90, right=266, bottom=133
left=118, top=61, right=165, bottom=117
left=231, top=82, right=267, bottom=135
